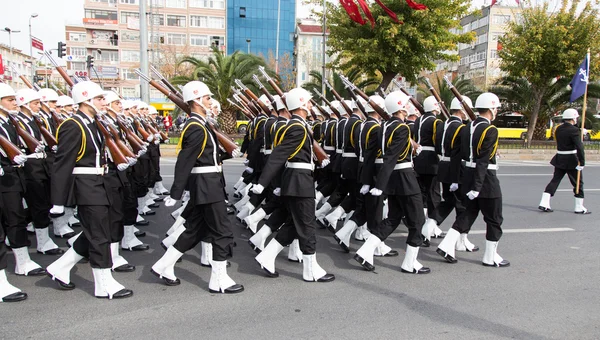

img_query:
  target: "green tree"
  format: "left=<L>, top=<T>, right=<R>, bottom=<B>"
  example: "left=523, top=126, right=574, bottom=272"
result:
left=171, top=47, right=276, bottom=133
left=418, top=74, right=482, bottom=109
left=315, top=0, right=474, bottom=89
left=498, top=0, right=600, bottom=145
left=302, top=68, right=380, bottom=101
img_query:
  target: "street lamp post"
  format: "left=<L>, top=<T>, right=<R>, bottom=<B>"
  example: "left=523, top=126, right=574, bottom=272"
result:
left=29, top=13, right=39, bottom=83
left=246, top=39, right=251, bottom=54
left=3, top=27, right=22, bottom=57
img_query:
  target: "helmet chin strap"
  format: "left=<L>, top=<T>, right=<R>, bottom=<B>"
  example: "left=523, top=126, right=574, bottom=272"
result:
left=193, top=99, right=211, bottom=116
left=86, top=99, right=101, bottom=115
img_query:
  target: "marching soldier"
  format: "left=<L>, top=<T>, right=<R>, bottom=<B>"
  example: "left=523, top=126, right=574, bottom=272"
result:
left=56, top=95, right=75, bottom=118
left=436, top=93, right=509, bottom=267
left=538, top=108, right=590, bottom=214
left=46, top=81, right=133, bottom=299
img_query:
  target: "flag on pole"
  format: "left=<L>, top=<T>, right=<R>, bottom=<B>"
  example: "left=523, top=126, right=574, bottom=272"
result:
left=570, top=53, right=590, bottom=102
left=406, top=0, right=428, bottom=10
left=340, top=0, right=366, bottom=25
left=375, top=0, right=402, bottom=24
left=356, top=0, right=375, bottom=28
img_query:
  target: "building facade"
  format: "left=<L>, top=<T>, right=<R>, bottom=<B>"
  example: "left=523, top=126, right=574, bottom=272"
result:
left=294, top=18, right=329, bottom=87
left=0, top=44, right=35, bottom=90
left=66, top=0, right=226, bottom=106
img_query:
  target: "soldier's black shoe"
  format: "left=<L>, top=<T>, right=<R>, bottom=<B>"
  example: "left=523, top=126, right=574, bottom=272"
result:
left=55, top=232, right=77, bottom=239
left=375, top=249, right=399, bottom=257
left=2, top=292, right=27, bottom=302
left=151, top=269, right=180, bottom=286
left=436, top=248, right=458, bottom=263
left=333, top=235, right=350, bottom=253
left=574, top=210, right=591, bottom=215
left=122, top=244, right=149, bottom=251
left=140, top=211, right=156, bottom=216
left=134, top=230, right=146, bottom=237
left=422, top=238, right=430, bottom=248
left=37, top=248, right=65, bottom=256
left=538, top=206, right=553, bottom=212
left=148, top=203, right=160, bottom=209
left=96, top=289, right=133, bottom=299
left=210, top=284, right=244, bottom=294
left=354, top=254, right=375, bottom=271
left=248, top=240, right=261, bottom=254
left=47, top=273, right=76, bottom=290
left=315, top=274, right=335, bottom=282
left=113, top=264, right=136, bottom=272
left=135, top=220, right=149, bottom=227
left=483, top=260, right=510, bottom=268
left=400, top=267, right=431, bottom=274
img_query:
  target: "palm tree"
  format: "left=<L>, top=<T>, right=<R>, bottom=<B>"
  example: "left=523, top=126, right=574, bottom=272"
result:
left=170, top=46, right=276, bottom=133
left=302, top=69, right=380, bottom=101
left=417, top=74, right=482, bottom=109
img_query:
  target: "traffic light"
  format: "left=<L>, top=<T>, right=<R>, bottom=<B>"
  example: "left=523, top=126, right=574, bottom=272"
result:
left=57, top=41, right=66, bottom=58
left=86, top=55, right=94, bottom=70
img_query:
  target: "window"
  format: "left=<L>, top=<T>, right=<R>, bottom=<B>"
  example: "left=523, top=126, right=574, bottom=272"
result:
left=189, top=0, right=223, bottom=8
left=122, top=87, right=139, bottom=98
left=491, top=32, right=503, bottom=42
left=70, top=47, right=87, bottom=58
left=90, top=0, right=117, bottom=4
left=490, top=49, right=498, bottom=59
left=71, top=62, right=87, bottom=71
left=120, top=0, right=137, bottom=4
left=165, top=0, right=186, bottom=7
left=148, top=0, right=165, bottom=7
left=120, top=11, right=139, bottom=24
left=208, top=17, right=224, bottom=29
left=190, top=34, right=208, bottom=46
left=476, top=34, right=488, bottom=45
left=479, top=16, right=489, bottom=27
left=462, top=23, right=470, bottom=32
left=240, top=7, right=246, bottom=18
left=166, top=33, right=186, bottom=45
left=69, top=32, right=87, bottom=42
left=149, top=32, right=165, bottom=44
left=121, top=30, right=140, bottom=42
left=167, top=15, right=186, bottom=27
left=151, top=14, right=164, bottom=26
left=92, top=50, right=119, bottom=62
left=190, top=15, right=207, bottom=27
left=211, top=36, right=224, bottom=47
left=472, top=20, right=479, bottom=30
left=493, top=15, right=511, bottom=24
left=150, top=88, right=165, bottom=100
left=85, top=9, right=118, bottom=21
left=121, top=50, right=140, bottom=62
left=121, top=69, right=139, bottom=80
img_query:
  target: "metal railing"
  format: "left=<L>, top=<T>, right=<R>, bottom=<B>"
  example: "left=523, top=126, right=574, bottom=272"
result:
left=499, top=140, right=600, bottom=150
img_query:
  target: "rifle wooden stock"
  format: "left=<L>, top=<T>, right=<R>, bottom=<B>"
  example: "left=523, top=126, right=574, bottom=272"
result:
left=424, top=80, right=450, bottom=119
left=33, top=117, right=57, bottom=147
left=446, top=83, right=477, bottom=121
left=54, top=65, right=75, bottom=87
left=351, top=87, right=390, bottom=121
left=228, top=99, right=254, bottom=120
left=400, top=88, right=425, bottom=115
left=313, top=91, right=342, bottom=119
left=243, top=88, right=271, bottom=115
left=328, top=85, right=352, bottom=115
left=133, top=118, right=152, bottom=141
left=103, top=118, right=136, bottom=158
left=310, top=99, right=330, bottom=120
left=2, top=110, right=41, bottom=153
left=95, top=116, right=128, bottom=165
left=0, top=134, right=24, bottom=163
left=117, top=119, right=145, bottom=154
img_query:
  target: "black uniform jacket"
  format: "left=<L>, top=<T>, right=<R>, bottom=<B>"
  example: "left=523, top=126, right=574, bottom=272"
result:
left=460, top=117, right=501, bottom=198
left=550, top=122, right=585, bottom=169
left=259, top=114, right=314, bottom=198
left=0, top=115, right=26, bottom=192
left=375, top=117, right=420, bottom=196
left=322, top=117, right=338, bottom=163
left=268, top=117, right=289, bottom=189
left=412, top=112, right=442, bottom=175
left=341, top=113, right=362, bottom=180
left=17, top=112, right=50, bottom=181
left=332, top=116, right=348, bottom=173
left=171, top=113, right=225, bottom=204
left=436, top=116, right=466, bottom=184
left=358, top=117, right=381, bottom=187
left=247, top=114, right=268, bottom=172
left=52, top=111, right=110, bottom=206
left=263, top=114, right=278, bottom=154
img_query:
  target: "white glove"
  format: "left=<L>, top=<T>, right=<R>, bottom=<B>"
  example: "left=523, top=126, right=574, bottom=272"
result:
left=244, top=159, right=250, bottom=166
left=251, top=184, right=264, bottom=195
left=273, top=187, right=281, bottom=196
left=415, top=145, right=423, bottom=156
left=127, top=157, right=137, bottom=166
left=576, top=165, right=584, bottom=171
left=146, top=135, right=154, bottom=142
left=360, top=185, right=370, bottom=195
left=370, top=188, right=383, bottom=196
left=117, top=163, right=129, bottom=171
left=154, top=140, right=160, bottom=145
left=50, top=205, right=65, bottom=215
left=450, top=183, right=459, bottom=192
left=155, top=134, right=160, bottom=140
left=164, top=196, right=178, bottom=207
left=245, top=167, right=254, bottom=174
left=35, top=144, right=45, bottom=153
left=13, top=154, right=27, bottom=165
left=231, top=148, right=242, bottom=158
left=181, top=191, right=190, bottom=202
left=51, top=145, right=58, bottom=152
left=0, top=167, right=4, bottom=176
left=320, top=158, right=330, bottom=168
left=467, top=190, right=479, bottom=200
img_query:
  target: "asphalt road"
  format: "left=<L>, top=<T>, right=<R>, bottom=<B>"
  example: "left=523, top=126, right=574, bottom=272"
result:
left=1, top=158, right=599, bottom=340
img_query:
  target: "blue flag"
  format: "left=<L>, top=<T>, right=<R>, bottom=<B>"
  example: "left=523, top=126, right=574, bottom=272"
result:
left=570, top=54, right=589, bottom=102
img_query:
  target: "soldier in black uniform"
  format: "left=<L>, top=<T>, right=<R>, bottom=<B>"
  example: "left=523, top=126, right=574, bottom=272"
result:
left=538, top=108, right=590, bottom=214
left=253, top=88, right=334, bottom=282
left=314, top=105, right=340, bottom=214
left=436, top=92, right=509, bottom=267
left=354, top=91, right=429, bottom=274
left=151, top=81, right=243, bottom=294
left=46, top=81, right=133, bottom=299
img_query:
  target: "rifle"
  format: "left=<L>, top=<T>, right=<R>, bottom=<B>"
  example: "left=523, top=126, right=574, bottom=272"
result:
left=132, top=117, right=152, bottom=142
left=0, top=133, right=25, bottom=163
left=443, top=75, right=477, bottom=121
left=423, top=78, right=450, bottom=119
left=100, top=114, right=136, bottom=158
left=136, top=69, right=239, bottom=156
left=227, top=98, right=254, bottom=120
left=0, top=107, right=41, bottom=153
left=324, top=80, right=352, bottom=115
left=150, top=65, right=182, bottom=98
left=252, top=75, right=277, bottom=108
left=232, top=87, right=259, bottom=116
left=312, top=89, right=342, bottom=119
left=394, top=79, right=425, bottom=115
left=235, top=79, right=272, bottom=115
left=50, top=83, right=65, bottom=96
left=258, top=66, right=286, bottom=105
left=338, top=76, right=369, bottom=117
left=309, top=99, right=331, bottom=120
left=116, top=117, right=146, bottom=155
left=94, top=115, right=129, bottom=166
left=340, top=76, right=390, bottom=121
left=45, top=51, right=75, bottom=87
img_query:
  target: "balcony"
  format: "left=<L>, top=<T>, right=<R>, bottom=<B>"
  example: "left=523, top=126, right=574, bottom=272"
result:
left=87, top=38, right=119, bottom=49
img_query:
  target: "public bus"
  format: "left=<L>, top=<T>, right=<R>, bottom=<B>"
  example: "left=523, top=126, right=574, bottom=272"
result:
left=494, top=113, right=599, bottom=140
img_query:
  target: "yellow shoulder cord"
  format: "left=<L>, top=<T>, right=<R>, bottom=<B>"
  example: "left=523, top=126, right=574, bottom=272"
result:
left=451, top=125, right=465, bottom=149
left=553, top=123, right=562, bottom=141
left=274, top=124, right=288, bottom=147
left=432, top=119, right=442, bottom=145
left=253, top=117, right=267, bottom=140
left=329, top=124, right=335, bottom=145
left=365, top=124, right=379, bottom=148
left=56, top=118, right=86, bottom=162
left=350, top=120, right=361, bottom=148
left=387, top=124, right=411, bottom=161
left=177, top=122, right=207, bottom=158
left=477, top=126, right=498, bottom=160
left=276, top=123, right=306, bottom=160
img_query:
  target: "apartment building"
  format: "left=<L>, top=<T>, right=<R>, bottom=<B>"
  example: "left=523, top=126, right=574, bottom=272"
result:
left=0, top=44, right=35, bottom=90
left=294, top=18, right=329, bottom=87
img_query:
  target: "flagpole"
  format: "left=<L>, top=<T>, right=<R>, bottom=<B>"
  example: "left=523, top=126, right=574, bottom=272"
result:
left=575, top=47, right=590, bottom=194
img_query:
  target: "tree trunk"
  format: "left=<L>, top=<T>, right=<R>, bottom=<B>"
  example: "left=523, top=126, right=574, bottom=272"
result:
left=220, top=109, right=237, bottom=134
left=525, top=91, right=544, bottom=147
left=533, top=117, right=549, bottom=140
left=379, top=71, right=397, bottom=92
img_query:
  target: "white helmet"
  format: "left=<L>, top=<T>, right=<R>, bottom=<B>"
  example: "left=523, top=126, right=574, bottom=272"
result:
left=148, top=106, right=159, bottom=115
left=72, top=81, right=105, bottom=104
left=182, top=81, right=213, bottom=102
left=384, top=91, right=410, bottom=114
left=211, top=99, right=221, bottom=112
left=136, top=101, right=149, bottom=110
left=324, top=105, right=333, bottom=117
left=286, top=88, right=312, bottom=112
left=475, top=93, right=501, bottom=109
left=122, top=100, right=135, bottom=110
left=312, top=107, right=321, bottom=116
left=330, top=100, right=345, bottom=115
left=562, top=108, right=579, bottom=120
left=258, top=94, right=273, bottom=111
left=38, top=88, right=59, bottom=102
left=272, top=95, right=285, bottom=111
left=450, top=96, right=473, bottom=111
left=0, top=83, right=16, bottom=99
left=16, top=88, right=41, bottom=106
left=56, top=95, right=75, bottom=107
left=358, top=97, right=373, bottom=113
left=345, top=100, right=356, bottom=112
left=423, top=96, right=440, bottom=113
left=369, top=95, right=386, bottom=114
left=104, top=91, right=121, bottom=104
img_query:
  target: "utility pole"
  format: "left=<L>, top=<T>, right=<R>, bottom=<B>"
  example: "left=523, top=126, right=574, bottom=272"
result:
left=140, top=0, right=150, bottom=102
left=321, top=0, right=327, bottom=97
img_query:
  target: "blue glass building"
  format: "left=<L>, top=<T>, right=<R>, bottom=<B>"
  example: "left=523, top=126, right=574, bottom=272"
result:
left=227, top=0, right=296, bottom=64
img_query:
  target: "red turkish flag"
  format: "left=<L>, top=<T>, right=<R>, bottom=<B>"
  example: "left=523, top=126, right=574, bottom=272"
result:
left=375, top=0, right=402, bottom=24
left=339, top=0, right=366, bottom=25
left=406, top=0, right=428, bottom=10
left=491, top=0, right=498, bottom=6
left=356, top=0, right=375, bottom=28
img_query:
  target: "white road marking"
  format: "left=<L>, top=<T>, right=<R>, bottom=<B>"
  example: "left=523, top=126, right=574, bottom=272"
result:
left=390, top=227, right=574, bottom=237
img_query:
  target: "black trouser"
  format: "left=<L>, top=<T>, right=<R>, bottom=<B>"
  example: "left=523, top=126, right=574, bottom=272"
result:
left=371, top=194, right=425, bottom=247
left=350, top=188, right=369, bottom=227
left=0, top=221, right=6, bottom=270
left=147, top=143, right=160, bottom=187
left=451, top=197, right=503, bottom=242
left=366, top=195, right=385, bottom=232
left=417, top=174, right=441, bottom=221
left=106, top=183, right=125, bottom=243
left=316, top=171, right=339, bottom=198
left=0, top=191, right=29, bottom=249
left=436, top=182, right=466, bottom=226
left=173, top=200, right=234, bottom=261
left=24, top=179, right=51, bottom=229
left=132, top=157, right=150, bottom=198
left=340, top=181, right=360, bottom=213
left=544, top=167, right=584, bottom=198
left=265, top=206, right=288, bottom=232
left=122, top=178, right=138, bottom=226
left=72, top=205, right=112, bottom=268
left=274, top=196, right=316, bottom=254
left=326, top=177, right=350, bottom=208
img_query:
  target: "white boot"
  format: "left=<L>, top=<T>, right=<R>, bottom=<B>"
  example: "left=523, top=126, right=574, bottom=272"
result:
left=334, top=220, right=358, bottom=252
left=121, top=225, right=148, bottom=251
left=249, top=225, right=272, bottom=252
left=315, top=191, right=324, bottom=206
left=287, top=239, right=303, bottom=263
left=244, top=208, right=267, bottom=234
left=421, top=218, right=436, bottom=242
left=0, top=269, right=25, bottom=302
left=145, top=194, right=155, bottom=207
left=67, top=232, right=82, bottom=247
left=538, top=192, right=552, bottom=212
left=236, top=202, right=255, bottom=221
left=200, top=242, right=213, bottom=267
left=154, top=181, right=170, bottom=195
left=234, top=193, right=251, bottom=211
left=166, top=216, right=186, bottom=236
left=233, top=177, right=245, bottom=190
left=382, top=199, right=389, bottom=219
left=324, top=206, right=345, bottom=231
left=92, top=268, right=132, bottom=299
left=315, top=202, right=332, bottom=220
left=343, top=211, right=354, bottom=225
left=354, top=223, right=371, bottom=241
left=574, top=198, right=591, bottom=214
left=137, top=197, right=150, bottom=215
left=26, top=222, right=34, bottom=233
left=436, top=228, right=460, bottom=263
left=456, top=233, right=478, bottom=252
left=35, top=227, right=61, bottom=254
left=401, top=245, right=430, bottom=274
left=354, top=235, right=382, bottom=271
left=136, top=214, right=146, bottom=223
left=13, top=247, right=44, bottom=276
left=170, top=203, right=187, bottom=220
left=302, top=253, right=334, bottom=282
left=162, top=224, right=185, bottom=249
left=110, top=242, right=131, bottom=271
left=208, top=260, right=244, bottom=294
left=46, top=247, right=83, bottom=287
left=482, top=240, right=510, bottom=267
left=52, top=214, right=75, bottom=238
left=151, top=246, right=183, bottom=285
left=431, top=224, right=445, bottom=238
left=255, top=239, right=284, bottom=276
left=374, top=241, right=396, bottom=257
left=149, top=192, right=160, bottom=201
left=235, top=181, right=249, bottom=195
